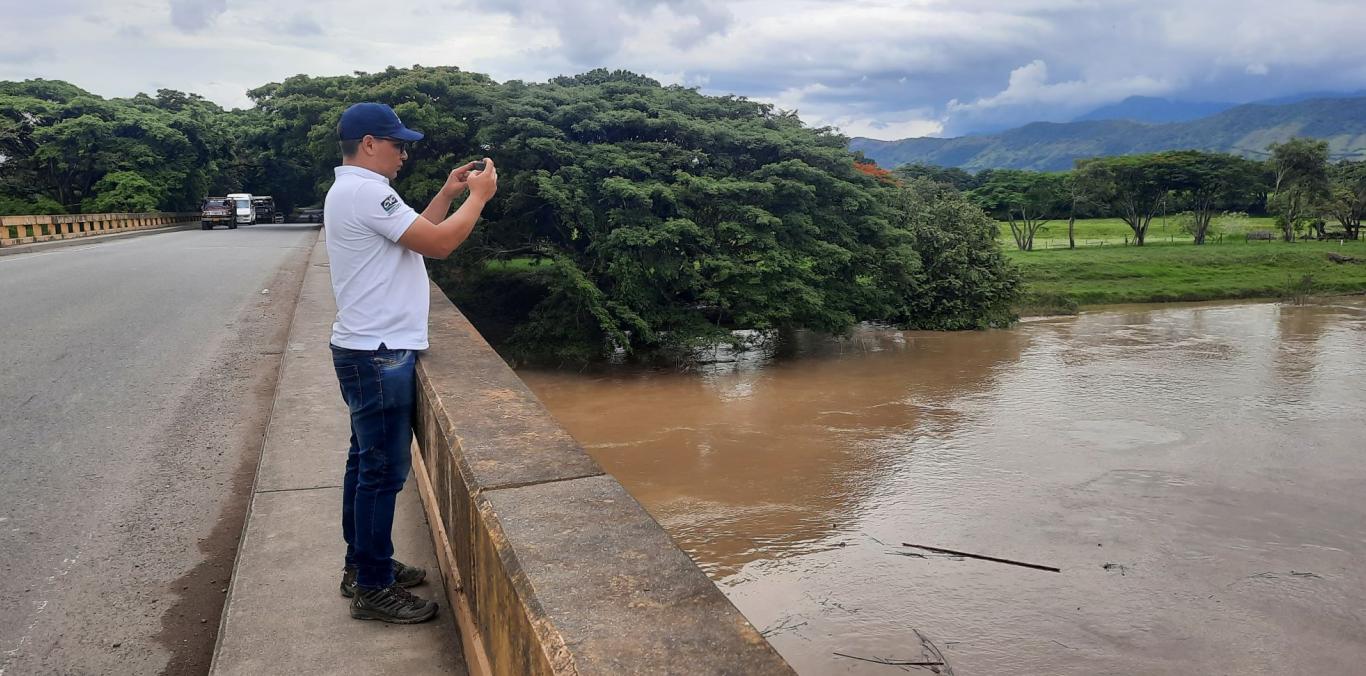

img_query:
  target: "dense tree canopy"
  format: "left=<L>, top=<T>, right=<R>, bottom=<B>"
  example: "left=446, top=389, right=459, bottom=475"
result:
left=968, top=170, right=1069, bottom=251
left=1325, top=160, right=1366, bottom=240
left=0, top=80, right=238, bottom=214
left=1268, top=138, right=1330, bottom=241
left=1160, top=151, right=1268, bottom=244
left=0, top=67, right=1021, bottom=364
left=893, top=163, right=980, bottom=192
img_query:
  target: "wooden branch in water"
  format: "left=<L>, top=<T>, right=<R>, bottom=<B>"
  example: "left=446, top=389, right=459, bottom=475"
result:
left=900, top=543, right=1061, bottom=573
left=833, top=652, right=944, bottom=667
left=914, top=628, right=955, bottom=676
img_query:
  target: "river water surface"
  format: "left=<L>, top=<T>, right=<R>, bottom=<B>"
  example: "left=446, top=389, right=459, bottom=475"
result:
left=519, top=299, right=1366, bottom=675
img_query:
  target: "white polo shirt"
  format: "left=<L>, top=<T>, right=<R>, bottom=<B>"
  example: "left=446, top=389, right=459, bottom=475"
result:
left=324, top=165, right=429, bottom=350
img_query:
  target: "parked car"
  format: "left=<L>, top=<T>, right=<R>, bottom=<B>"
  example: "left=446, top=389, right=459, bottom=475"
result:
left=201, top=197, right=235, bottom=229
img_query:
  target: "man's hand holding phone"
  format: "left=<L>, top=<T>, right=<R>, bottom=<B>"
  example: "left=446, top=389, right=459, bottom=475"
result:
left=467, top=158, right=498, bottom=202
left=440, top=161, right=478, bottom=199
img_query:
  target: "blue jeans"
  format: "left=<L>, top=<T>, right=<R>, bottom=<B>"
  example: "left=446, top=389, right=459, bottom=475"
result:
left=330, top=343, right=416, bottom=589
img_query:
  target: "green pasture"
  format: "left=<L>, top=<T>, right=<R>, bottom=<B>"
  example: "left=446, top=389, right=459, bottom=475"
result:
left=998, top=216, right=1283, bottom=249
left=1009, top=239, right=1366, bottom=313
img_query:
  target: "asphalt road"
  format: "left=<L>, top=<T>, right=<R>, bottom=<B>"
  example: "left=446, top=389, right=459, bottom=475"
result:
left=0, top=224, right=319, bottom=675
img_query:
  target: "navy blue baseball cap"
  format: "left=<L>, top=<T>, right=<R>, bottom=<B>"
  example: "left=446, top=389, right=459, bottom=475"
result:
left=337, top=102, right=424, bottom=142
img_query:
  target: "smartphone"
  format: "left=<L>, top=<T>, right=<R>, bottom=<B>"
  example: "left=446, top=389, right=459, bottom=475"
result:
left=471, top=160, right=486, bottom=172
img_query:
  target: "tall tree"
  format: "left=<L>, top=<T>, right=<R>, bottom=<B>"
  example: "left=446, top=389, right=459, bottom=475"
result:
left=1063, top=172, right=1090, bottom=249
left=1074, top=153, right=1184, bottom=246
left=1267, top=138, right=1329, bottom=242
left=1164, top=151, right=1267, bottom=244
left=0, top=80, right=236, bottom=212
left=968, top=169, right=1068, bottom=251
left=1324, top=160, right=1366, bottom=240
left=81, top=171, right=161, bottom=212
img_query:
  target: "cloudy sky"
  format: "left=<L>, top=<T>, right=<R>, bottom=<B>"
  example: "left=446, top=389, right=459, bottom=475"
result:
left=5, top=0, right=1366, bottom=139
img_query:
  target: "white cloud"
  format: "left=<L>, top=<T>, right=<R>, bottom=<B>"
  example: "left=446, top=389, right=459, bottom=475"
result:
left=481, top=0, right=733, bottom=64
left=831, top=116, right=945, bottom=141
left=948, top=60, right=1172, bottom=112
left=757, top=83, right=944, bottom=139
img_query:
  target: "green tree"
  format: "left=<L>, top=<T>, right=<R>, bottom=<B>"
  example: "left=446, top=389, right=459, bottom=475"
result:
left=0, top=194, right=65, bottom=216
left=893, top=163, right=979, bottom=191
left=221, top=107, right=318, bottom=214
left=1062, top=172, right=1091, bottom=249
left=0, top=80, right=238, bottom=212
left=881, top=179, right=1020, bottom=330
left=81, top=171, right=161, bottom=212
left=968, top=169, right=1068, bottom=251
left=1324, top=160, right=1366, bottom=240
left=243, top=65, right=497, bottom=210
left=256, top=67, right=1022, bottom=363
left=1074, top=153, right=1184, bottom=246
left=1267, top=138, right=1329, bottom=242
left=1164, top=151, right=1267, bottom=244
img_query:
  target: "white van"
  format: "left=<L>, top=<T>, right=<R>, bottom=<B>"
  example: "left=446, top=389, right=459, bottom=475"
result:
left=226, top=193, right=254, bottom=226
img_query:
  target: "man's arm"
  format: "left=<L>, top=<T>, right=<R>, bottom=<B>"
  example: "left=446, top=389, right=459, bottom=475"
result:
left=419, top=189, right=455, bottom=226
left=398, top=159, right=499, bottom=259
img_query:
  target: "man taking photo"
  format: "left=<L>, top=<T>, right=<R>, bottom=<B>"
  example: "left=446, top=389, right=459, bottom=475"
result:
left=324, top=102, right=497, bottom=623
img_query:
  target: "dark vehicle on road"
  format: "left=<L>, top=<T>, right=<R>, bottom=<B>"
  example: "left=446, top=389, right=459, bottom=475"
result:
left=252, top=196, right=276, bottom=225
left=201, top=197, right=235, bottom=230
left=295, top=207, right=323, bottom=223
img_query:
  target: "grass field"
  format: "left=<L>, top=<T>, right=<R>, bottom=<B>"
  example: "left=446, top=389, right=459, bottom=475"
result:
left=1008, top=238, right=1366, bottom=313
left=999, top=216, right=1282, bottom=249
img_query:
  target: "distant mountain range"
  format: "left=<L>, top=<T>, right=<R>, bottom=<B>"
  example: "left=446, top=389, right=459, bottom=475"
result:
left=851, top=96, right=1366, bottom=172
left=1069, top=91, right=1366, bottom=125
left=1073, top=96, right=1236, bottom=124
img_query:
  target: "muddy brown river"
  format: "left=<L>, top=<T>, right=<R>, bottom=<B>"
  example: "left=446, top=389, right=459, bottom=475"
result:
left=520, top=299, right=1366, bottom=675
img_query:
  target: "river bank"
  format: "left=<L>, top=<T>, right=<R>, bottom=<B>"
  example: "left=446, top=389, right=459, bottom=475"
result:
left=1009, top=239, right=1366, bottom=315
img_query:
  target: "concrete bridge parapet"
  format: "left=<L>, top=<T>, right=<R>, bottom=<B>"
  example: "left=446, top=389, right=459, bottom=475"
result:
left=0, top=212, right=198, bottom=247
left=412, top=283, right=796, bottom=675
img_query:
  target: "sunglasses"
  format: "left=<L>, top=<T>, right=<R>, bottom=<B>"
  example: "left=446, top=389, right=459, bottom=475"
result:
left=375, top=137, right=413, bottom=154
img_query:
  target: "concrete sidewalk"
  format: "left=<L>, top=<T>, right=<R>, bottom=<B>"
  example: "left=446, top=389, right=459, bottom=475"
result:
left=210, top=231, right=466, bottom=675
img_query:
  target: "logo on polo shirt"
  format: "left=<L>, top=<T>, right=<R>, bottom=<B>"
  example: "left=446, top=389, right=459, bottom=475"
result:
left=381, top=194, right=399, bottom=214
